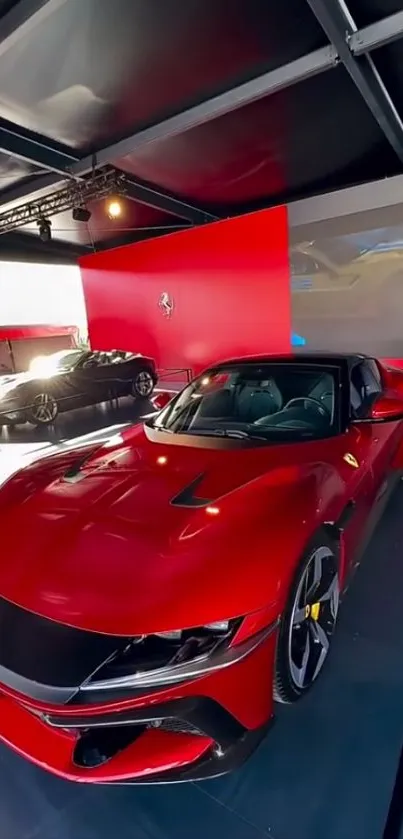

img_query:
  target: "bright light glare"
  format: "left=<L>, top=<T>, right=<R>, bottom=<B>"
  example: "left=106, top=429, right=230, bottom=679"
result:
left=201, top=377, right=210, bottom=386
left=157, top=456, right=168, bottom=465
left=103, top=433, right=124, bottom=448
left=206, top=506, right=220, bottom=516
left=29, top=356, right=55, bottom=377
left=107, top=199, right=122, bottom=219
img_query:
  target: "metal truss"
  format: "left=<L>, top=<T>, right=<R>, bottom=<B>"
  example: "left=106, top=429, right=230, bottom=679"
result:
left=349, top=10, right=403, bottom=55
left=306, top=0, right=403, bottom=164
left=1, top=0, right=403, bottom=236
left=0, top=168, right=123, bottom=234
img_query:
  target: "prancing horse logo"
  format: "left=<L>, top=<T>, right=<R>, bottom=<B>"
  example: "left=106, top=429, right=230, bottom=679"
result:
left=159, top=292, right=174, bottom=318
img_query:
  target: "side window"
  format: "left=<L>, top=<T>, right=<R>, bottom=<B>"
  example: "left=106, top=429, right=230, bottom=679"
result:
left=365, top=359, right=383, bottom=390
left=350, top=362, right=382, bottom=417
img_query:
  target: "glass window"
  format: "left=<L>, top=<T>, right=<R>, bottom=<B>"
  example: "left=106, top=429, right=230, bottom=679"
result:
left=350, top=361, right=382, bottom=417
left=153, top=363, right=339, bottom=443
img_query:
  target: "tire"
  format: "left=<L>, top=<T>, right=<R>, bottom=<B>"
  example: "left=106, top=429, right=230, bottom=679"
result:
left=274, top=533, right=340, bottom=704
left=132, top=369, right=155, bottom=399
left=2, top=412, right=26, bottom=426
left=26, top=392, right=59, bottom=426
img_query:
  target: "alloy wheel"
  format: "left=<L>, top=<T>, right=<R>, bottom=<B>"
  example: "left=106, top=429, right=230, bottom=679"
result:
left=288, top=546, right=340, bottom=690
left=31, top=393, right=58, bottom=424
left=133, top=371, right=154, bottom=397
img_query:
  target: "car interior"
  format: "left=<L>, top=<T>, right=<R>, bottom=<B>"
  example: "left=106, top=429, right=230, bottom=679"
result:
left=183, top=367, right=337, bottom=434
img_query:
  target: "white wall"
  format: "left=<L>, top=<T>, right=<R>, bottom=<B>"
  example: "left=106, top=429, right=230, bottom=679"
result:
left=0, top=261, right=87, bottom=337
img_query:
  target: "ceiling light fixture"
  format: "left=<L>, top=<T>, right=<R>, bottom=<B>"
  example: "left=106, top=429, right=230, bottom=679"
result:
left=72, top=206, right=92, bottom=223
left=107, top=199, right=122, bottom=220
left=0, top=169, right=125, bottom=236
left=37, top=217, right=52, bottom=242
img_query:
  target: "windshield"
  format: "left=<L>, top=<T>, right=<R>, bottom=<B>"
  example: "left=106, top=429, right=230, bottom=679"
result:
left=153, top=363, right=339, bottom=442
left=29, top=349, right=85, bottom=375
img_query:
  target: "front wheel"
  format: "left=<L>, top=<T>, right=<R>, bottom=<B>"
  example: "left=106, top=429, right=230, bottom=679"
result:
left=274, top=536, right=340, bottom=704
left=27, top=392, right=59, bottom=426
left=132, top=369, right=155, bottom=399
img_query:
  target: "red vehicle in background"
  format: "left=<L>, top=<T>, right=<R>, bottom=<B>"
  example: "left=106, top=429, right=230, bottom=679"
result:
left=0, top=324, right=79, bottom=375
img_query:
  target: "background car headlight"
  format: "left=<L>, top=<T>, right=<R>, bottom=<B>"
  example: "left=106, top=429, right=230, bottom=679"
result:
left=81, top=621, right=240, bottom=694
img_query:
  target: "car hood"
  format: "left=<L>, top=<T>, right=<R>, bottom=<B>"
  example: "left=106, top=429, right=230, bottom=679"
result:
left=0, top=372, right=32, bottom=394
left=0, top=426, right=333, bottom=635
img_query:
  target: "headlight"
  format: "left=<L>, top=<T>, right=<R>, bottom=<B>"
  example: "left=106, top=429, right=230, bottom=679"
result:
left=80, top=621, right=242, bottom=694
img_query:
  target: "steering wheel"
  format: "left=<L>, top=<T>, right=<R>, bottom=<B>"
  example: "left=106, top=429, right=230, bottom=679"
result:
left=283, top=396, right=330, bottom=418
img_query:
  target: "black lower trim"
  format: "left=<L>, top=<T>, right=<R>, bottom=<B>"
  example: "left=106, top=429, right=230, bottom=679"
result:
left=46, top=695, right=246, bottom=752
left=335, top=499, right=356, bottom=532
left=353, top=472, right=401, bottom=570
left=113, top=718, right=273, bottom=784
left=46, top=694, right=273, bottom=780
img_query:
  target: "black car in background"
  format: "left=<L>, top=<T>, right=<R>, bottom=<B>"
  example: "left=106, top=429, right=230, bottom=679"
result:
left=0, top=349, right=158, bottom=426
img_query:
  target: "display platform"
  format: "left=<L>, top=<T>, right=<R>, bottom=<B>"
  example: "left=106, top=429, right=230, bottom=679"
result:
left=0, top=453, right=403, bottom=837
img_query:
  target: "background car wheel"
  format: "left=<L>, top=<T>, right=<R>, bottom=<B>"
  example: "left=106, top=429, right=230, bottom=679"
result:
left=27, top=392, right=58, bottom=426
left=132, top=370, right=155, bottom=398
left=2, top=412, right=26, bottom=426
left=274, top=535, right=340, bottom=704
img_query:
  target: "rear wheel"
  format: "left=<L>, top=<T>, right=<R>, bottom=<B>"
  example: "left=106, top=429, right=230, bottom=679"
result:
left=27, top=392, right=58, bottom=426
left=274, top=536, right=340, bottom=704
left=132, top=369, right=155, bottom=399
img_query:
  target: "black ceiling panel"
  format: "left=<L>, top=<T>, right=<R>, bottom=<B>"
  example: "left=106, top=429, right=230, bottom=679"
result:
left=369, top=42, right=403, bottom=121
left=0, top=0, right=327, bottom=151
left=0, top=0, right=17, bottom=16
left=0, top=0, right=402, bottom=262
left=116, top=66, right=398, bottom=209
left=347, top=1, right=403, bottom=27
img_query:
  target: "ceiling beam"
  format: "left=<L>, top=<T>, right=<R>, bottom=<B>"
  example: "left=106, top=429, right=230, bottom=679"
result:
left=124, top=177, right=217, bottom=224
left=0, top=121, right=78, bottom=175
left=349, top=11, right=403, bottom=56
left=1, top=7, right=400, bottom=218
left=0, top=0, right=69, bottom=57
left=0, top=45, right=338, bottom=211
left=305, top=0, right=403, bottom=165
left=68, top=45, right=338, bottom=176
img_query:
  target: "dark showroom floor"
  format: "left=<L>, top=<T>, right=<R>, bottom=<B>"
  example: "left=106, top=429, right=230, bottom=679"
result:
left=0, top=395, right=151, bottom=446
left=1, top=405, right=403, bottom=839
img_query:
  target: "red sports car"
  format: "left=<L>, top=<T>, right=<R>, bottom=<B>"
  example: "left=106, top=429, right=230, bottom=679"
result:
left=0, top=352, right=403, bottom=783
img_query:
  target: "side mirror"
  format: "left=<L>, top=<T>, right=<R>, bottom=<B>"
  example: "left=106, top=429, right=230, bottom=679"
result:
left=151, top=391, right=173, bottom=411
left=368, top=393, right=403, bottom=422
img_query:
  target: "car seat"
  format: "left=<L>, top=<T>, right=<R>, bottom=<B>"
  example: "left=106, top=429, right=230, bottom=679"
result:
left=193, top=388, right=235, bottom=419
left=237, top=380, right=282, bottom=423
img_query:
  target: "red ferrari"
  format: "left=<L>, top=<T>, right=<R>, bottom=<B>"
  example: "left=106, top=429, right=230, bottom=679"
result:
left=0, top=352, right=403, bottom=783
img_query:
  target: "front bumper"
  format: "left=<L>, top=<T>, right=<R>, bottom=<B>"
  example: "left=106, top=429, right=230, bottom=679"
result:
left=0, top=624, right=278, bottom=783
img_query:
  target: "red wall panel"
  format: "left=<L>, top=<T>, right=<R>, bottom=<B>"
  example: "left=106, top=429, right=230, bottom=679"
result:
left=79, top=207, right=290, bottom=375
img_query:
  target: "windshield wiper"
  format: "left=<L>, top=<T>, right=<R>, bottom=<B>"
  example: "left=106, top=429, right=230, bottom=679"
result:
left=186, top=427, right=267, bottom=441
left=259, top=425, right=315, bottom=436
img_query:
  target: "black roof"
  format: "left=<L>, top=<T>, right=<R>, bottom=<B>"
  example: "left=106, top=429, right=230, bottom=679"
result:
left=214, top=352, right=367, bottom=368
left=1, top=1, right=403, bottom=262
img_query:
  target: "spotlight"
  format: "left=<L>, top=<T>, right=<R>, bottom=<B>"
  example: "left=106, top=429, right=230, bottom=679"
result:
left=72, top=206, right=91, bottom=223
left=107, top=199, right=122, bottom=219
left=37, top=218, right=52, bottom=243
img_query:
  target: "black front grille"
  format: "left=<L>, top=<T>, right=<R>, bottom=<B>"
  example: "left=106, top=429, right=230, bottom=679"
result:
left=158, top=718, right=204, bottom=736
